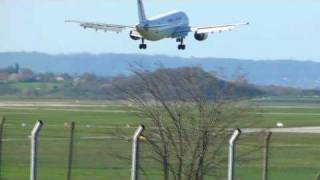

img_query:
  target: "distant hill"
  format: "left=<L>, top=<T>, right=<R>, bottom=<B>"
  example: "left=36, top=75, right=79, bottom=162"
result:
left=112, top=67, right=265, bottom=100
left=0, top=52, right=319, bottom=89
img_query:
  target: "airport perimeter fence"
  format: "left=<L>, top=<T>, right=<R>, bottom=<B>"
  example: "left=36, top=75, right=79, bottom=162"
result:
left=0, top=117, right=319, bottom=180
left=230, top=130, right=320, bottom=180
left=0, top=117, right=136, bottom=180
left=139, top=128, right=320, bottom=180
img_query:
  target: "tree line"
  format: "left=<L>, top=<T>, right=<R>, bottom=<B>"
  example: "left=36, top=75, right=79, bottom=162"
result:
left=0, top=63, right=318, bottom=99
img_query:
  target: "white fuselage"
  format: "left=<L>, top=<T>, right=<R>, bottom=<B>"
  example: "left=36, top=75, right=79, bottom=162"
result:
left=136, top=11, right=190, bottom=41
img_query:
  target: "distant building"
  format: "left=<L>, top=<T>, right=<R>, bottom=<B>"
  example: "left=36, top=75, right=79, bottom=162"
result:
left=55, top=76, right=65, bottom=81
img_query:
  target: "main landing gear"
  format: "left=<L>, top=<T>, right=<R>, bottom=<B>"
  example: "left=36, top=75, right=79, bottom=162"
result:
left=177, top=38, right=186, bottom=50
left=138, top=38, right=186, bottom=50
left=139, top=39, right=147, bottom=50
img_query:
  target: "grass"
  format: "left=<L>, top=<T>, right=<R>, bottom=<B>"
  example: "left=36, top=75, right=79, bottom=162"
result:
left=0, top=97, right=320, bottom=179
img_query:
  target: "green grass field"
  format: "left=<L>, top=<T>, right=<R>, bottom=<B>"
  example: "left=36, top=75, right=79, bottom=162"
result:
left=0, top=97, right=320, bottom=180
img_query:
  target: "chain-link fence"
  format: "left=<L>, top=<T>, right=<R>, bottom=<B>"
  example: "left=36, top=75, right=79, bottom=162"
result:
left=138, top=128, right=320, bottom=180
left=0, top=117, right=320, bottom=180
left=0, top=117, right=135, bottom=180
left=234, top=131, right=320, bottom=180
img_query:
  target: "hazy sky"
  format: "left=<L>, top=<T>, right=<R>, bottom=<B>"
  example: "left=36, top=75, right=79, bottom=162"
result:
left=1, top=0, right=320, bottom=60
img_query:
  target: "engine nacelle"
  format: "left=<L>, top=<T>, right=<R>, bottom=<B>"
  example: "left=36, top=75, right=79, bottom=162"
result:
left=129, top=31, right=141, bottom=41
left=194, top=33, right=208, bottom=41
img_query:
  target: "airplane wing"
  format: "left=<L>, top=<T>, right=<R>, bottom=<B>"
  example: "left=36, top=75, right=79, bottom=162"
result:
left=65, top=20, right=136, bottom=33
left=191, top=22, right=249, bottom=34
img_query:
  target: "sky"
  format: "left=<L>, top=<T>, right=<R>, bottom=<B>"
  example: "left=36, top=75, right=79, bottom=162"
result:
left=1, top=0, right=320, bottom=61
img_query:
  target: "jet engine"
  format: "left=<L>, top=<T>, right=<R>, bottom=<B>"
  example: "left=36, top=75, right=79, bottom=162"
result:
left=194, top=33, right=208, bottom=41
left=129, top=31, right=141, bottom=40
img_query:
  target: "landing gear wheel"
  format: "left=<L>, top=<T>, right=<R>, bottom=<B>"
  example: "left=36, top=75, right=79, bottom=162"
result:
left=178, top=44, right=186, bottom=50
left=177, top=37, right=186, bottom=50
left=139, top=44, right=147, bottom=50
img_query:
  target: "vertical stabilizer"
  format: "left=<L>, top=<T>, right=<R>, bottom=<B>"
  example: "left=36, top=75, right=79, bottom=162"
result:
left=138, top=0, right=147, bottom=22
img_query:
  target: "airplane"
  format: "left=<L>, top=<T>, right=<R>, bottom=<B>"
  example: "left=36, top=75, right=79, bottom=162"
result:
left=66, top=0, right=249, bottom=50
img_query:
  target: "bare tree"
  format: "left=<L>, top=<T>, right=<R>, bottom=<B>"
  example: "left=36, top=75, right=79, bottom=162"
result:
left=115, top=66, right=261, bottom=180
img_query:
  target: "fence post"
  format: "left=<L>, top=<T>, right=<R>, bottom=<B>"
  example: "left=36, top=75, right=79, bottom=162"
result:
left=67, top=122, right=75, bottom=180
left=0, top=117, right=5, bottom=180
left=228, top=129, right=241, bottom=180
left=30, top=120, right=43, bottom=180
left=131, top=125, right=145, bottom=180
left=262, top=131, right=272, bottom=180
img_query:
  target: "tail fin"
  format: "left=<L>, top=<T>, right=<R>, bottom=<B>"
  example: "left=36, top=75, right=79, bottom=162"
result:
left=138, top=0, right=147, bottom=22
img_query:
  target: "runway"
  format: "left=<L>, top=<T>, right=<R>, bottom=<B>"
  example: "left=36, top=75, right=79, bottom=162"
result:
left=242, top=126, right=320, bottom=134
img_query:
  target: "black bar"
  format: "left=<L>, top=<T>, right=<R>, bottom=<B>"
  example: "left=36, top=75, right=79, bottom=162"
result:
left=67, top=122, right=75, bottom=180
